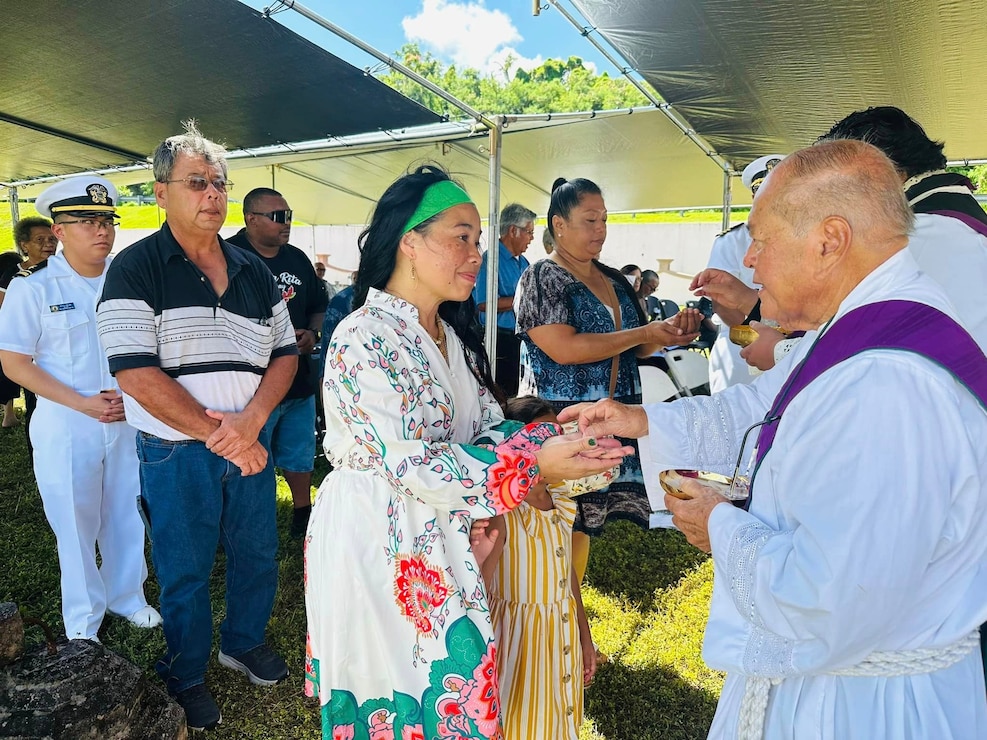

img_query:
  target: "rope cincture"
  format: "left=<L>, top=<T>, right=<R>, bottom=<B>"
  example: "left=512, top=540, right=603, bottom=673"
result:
left=736, top=629, right=981, bottom=740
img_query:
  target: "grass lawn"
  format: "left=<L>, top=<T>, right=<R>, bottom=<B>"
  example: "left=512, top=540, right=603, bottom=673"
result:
left=0, top=203, right=738, bottom=253
left=0, top=399, right=721, bottom=739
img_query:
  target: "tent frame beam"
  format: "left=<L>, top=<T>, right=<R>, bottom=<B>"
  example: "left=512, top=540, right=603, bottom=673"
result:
left=545, top=0, right=733, bottom=176
left=0, top=112, right=148, bottom=162
left=271, top=1, right=496, bottom=132
left=271, top=0, right=506, bottom=364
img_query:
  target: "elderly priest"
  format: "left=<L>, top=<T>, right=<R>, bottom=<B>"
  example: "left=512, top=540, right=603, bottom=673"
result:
left=561, top=139, right=987, bottom=740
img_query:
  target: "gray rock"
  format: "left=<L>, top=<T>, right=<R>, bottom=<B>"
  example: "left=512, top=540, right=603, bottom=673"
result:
left=0, top=604, right=24, bottom=668
left=0, top=638, right=186, bottom=739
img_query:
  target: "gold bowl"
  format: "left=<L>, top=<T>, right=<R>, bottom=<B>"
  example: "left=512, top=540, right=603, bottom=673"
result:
left=659, top=470, right=749, bottom=501
left=729, top=325, right=759, bottom=347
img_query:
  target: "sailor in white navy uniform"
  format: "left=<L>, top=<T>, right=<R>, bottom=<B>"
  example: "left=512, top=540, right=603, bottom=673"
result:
left=0, top=176, right=160, bottom=641
left=703, top=154, right=786, bottom=391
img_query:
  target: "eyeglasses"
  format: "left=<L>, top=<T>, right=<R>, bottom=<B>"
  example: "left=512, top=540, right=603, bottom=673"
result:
left=56, top=218, right=119, bottom=231
left=726, top=415, right=781, bottom=501
left=516, top=226, right=535, bottom=236
left=250, top=209, right=293, bottom=224
left=28, top=236, right=59, bottom=246
left=161, top=176, right=233, bottom=193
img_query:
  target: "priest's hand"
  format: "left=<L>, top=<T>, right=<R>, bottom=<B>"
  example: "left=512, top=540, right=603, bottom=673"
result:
left=665, top=482, right=729, bottom=553
left=557, top=398, right=649, bottom=439
left=690, top=268, right=759, bottom=327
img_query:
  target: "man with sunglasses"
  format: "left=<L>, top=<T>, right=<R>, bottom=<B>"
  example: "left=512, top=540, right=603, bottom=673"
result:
left=227, top=188, right=327, bottom=540
left=0, top=176, right=160, bottom=646
left=472, top=202, right=536, bottom=396
left=96, top=124, right=298, bottom=731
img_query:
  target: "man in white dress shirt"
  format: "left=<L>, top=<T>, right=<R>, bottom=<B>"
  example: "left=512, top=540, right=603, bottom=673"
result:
left=700, top=154, right=785, bottom=391
left=561, top=140, right=987, bottom=739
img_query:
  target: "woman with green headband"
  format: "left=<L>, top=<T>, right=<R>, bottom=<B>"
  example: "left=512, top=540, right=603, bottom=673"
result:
left=304, top=165, right=631, bottom=740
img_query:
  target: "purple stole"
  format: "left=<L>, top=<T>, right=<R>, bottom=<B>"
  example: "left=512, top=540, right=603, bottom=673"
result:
left=928, top=210, right=987, bottom=239
left=747, top=300, right=987, bottom=505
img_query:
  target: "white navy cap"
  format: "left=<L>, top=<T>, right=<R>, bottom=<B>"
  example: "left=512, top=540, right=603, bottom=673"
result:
left=741, top=155, right=786, bottom=194
left=35, top=176, right=119, bottom=219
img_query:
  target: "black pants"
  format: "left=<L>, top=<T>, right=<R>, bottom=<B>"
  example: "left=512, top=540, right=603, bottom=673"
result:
left=494, top=328, right=521, bottom=398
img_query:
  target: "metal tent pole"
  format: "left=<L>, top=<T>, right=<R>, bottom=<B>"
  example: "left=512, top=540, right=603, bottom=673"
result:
left=721, top=169, right=733, bottom=232
left=8, top=187, right=19, bottom=226
left=484, top=119, right=503, bottom=368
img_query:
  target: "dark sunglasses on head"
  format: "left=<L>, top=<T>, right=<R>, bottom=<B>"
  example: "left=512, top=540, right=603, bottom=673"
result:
left=251, top=209, right=293, bottom=224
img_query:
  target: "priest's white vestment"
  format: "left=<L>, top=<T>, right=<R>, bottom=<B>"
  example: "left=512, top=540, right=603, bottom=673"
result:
left=639, top=250, right=987, bottom=739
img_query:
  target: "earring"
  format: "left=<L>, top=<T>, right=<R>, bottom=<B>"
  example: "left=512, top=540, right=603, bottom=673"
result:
left=411, top=261, right=418, bottom=287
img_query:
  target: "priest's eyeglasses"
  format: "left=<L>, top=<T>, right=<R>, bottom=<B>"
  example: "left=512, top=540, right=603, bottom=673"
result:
left=162, top=176, right=233, bottom=193
left=250, top=209, right=293, bottom=224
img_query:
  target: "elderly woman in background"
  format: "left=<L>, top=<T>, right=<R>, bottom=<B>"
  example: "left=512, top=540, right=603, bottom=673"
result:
left=1, top=217, right=57, bottom=431
left=304, top=165, right=630, bottom=740
left=515, top=177, right=700, bottom=582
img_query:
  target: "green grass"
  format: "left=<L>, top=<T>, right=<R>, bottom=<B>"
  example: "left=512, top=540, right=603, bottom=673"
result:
left=0, top=399, right=720, bottom=738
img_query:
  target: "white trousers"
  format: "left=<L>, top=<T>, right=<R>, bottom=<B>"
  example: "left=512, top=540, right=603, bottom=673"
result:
left=31, top=399, right=149, bottom=639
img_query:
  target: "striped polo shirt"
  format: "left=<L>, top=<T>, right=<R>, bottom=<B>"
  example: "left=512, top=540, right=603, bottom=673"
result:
left=96, top=222, right=297, bottom=440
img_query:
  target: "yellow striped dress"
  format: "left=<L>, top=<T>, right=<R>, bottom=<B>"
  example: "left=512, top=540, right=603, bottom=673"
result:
left=488, top=487, right=583, bottom=740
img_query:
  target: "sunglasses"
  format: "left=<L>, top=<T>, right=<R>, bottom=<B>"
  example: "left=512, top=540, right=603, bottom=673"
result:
left=250, top=209, right=293, bottom=224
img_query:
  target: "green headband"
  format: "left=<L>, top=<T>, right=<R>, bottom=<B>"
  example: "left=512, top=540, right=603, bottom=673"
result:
left=402, top=180, right=474, bottom=235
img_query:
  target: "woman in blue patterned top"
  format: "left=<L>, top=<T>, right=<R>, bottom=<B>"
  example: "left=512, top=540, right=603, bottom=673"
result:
left=514, top=177, right=700, bottom=580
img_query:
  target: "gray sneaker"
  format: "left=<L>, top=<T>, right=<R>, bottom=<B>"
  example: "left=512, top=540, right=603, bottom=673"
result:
left=218, top=645, right=289, bottom=687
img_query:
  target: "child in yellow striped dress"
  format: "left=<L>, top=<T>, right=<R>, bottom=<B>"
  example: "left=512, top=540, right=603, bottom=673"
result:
left=472, top=396, right=599, bottom=740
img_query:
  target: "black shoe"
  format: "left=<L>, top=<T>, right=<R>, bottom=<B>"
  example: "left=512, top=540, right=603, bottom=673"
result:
left=218, top=645, right=289, bottom=687
left=175, top=684, right=221, bottom=731
left=290, top=505, right=312, bottom=539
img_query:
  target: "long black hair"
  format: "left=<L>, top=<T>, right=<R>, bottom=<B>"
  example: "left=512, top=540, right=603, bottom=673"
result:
left=353, top=164, right=503, bottom=406
left=548, top=176, right=647, bottom=327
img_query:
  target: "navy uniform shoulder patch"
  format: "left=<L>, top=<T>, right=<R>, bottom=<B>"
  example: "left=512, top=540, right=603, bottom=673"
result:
left=717, top=222, right=746, bottom=238
left=15, top=259, right=48, bottom=279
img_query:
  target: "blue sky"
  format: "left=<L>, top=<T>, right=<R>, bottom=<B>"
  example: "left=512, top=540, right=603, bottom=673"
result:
left=242, top=0, right=611, bottom=77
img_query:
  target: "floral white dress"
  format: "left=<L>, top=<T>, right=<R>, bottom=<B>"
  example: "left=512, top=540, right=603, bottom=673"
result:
left=305, top=289, right=553, bottom=740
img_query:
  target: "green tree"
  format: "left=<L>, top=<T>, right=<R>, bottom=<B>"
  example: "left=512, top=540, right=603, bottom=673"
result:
left=380, top=44, right=650, bottom=118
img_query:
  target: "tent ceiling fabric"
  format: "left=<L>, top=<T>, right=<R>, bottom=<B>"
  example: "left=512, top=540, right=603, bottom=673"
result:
left=570, top=0, right=987, bottom=167
left=0, top=0, right=440, bottom=184
left=224, top=108, right=736, bottom=224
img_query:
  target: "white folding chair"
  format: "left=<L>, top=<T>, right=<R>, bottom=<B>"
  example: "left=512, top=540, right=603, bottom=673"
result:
left=666, top=349, right=710, bottom=395
left=638, top=364, right=679, bottom=404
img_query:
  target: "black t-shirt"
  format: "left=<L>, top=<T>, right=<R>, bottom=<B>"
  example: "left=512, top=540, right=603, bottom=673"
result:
left=0, top=252, right=24, bottom=290
left=227, top=230, right=328, bottom=398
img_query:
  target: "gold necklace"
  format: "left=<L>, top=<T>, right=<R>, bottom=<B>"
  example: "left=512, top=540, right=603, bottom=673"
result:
left=434, top=319, right=449, bottom=363
left=384, top=288, right=448, bottom=362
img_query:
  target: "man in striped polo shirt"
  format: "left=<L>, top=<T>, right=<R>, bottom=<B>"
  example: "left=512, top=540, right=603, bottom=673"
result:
left=96, top=122, right=297, bottom=731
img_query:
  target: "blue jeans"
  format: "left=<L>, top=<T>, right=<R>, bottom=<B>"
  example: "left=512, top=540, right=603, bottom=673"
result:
left=136, top=433, right=278, bottom=693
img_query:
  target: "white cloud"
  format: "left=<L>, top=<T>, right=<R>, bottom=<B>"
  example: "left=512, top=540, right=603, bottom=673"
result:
left=402, top=0, right=533, bottom=76
left=487, top=46, right=543, bottom=78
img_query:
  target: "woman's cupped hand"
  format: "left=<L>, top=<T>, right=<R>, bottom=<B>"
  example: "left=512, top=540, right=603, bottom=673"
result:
left=534, top=429, right=632, bottom=484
